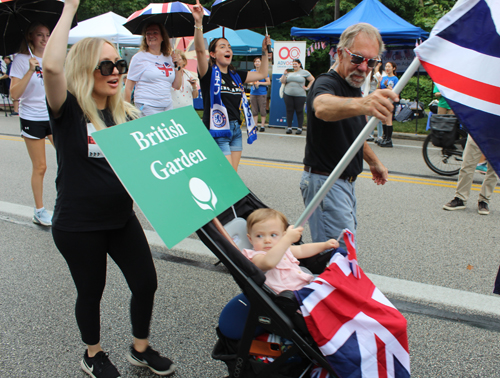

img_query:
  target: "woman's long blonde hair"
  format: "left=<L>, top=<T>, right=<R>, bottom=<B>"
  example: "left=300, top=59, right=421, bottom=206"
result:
left=65, top=38, right=140, bottom=130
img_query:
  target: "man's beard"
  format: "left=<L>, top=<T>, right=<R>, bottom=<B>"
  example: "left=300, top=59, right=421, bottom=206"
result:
left=345, top=69, right=367, bottom=88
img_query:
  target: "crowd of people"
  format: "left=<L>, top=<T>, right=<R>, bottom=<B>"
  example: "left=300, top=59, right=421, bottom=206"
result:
left=1, top=0, right=498, bottom=376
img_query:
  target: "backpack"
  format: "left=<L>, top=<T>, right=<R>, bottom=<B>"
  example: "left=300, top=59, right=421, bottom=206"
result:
left=429, top=114, right=459, bottom=148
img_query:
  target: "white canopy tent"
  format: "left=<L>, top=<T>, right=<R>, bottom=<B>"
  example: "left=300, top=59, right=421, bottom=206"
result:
left=68, top=12, right=142, bottom=47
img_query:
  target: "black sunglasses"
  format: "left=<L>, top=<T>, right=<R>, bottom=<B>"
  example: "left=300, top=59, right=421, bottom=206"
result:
left=95, top=59, right=128, bottom=76
left=344, top=48, right=380, bottom=68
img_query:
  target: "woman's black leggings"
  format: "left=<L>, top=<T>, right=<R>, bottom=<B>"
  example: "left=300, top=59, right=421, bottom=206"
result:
left=52, top=215, right=158, bottom=345
left=283, top=93, right=306, bottom=129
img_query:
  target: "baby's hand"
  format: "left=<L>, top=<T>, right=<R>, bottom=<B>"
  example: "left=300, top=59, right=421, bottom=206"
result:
left=324, top=239, right=339, bottom=250
left=285, top=225, right=303, bottom=243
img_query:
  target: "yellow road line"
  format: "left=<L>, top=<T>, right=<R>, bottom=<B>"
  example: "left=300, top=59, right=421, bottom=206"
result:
left=240, top=159, right=500, bottom=193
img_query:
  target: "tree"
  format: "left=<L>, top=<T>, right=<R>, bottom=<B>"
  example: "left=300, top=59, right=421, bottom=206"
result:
left=413, top=0, right=457, bottom=30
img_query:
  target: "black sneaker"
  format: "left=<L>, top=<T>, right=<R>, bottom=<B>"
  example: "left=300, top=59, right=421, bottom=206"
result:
left=443, top=197, right=466, bottom=211
left=127, top=346, right=175, bottom=376
left=478, top=201, right=490, bottom=215
left=379, top=139, right=393, bottom=147
left=259, top=126, right=265, bottom=132
left=286, top=128, right=292, bottom=134
left=80, top=351, right=121, bottom=378
left=295, top=128, right=302, bottom=135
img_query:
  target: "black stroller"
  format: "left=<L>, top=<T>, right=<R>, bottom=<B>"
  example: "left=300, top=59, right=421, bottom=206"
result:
left=196, top=192, right=339, bottom=378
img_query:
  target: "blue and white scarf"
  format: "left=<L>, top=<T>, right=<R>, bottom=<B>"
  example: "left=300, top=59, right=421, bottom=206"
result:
left=210, top=65, right=257, bottom=144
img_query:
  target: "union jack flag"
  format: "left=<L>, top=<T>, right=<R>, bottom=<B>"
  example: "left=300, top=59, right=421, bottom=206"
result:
left=310, top=366, right=330, bottom=378
left=415, top=0, right=500, bottom=176
left=295, top=230, right=410, bottom=378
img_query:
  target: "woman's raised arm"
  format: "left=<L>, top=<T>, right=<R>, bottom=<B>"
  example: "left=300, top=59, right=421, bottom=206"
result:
left=43, top=0, right=79, bottom=117
left=192, top=0, right=208, bottom=78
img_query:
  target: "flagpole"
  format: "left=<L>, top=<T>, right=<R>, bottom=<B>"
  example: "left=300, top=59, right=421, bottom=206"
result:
left=294, top=57, right=421, bottom=228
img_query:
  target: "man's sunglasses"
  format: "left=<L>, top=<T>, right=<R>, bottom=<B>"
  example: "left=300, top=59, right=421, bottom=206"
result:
left=344, top=48, right=380, bottom=68
left=95, top=59, right=128, bottom=76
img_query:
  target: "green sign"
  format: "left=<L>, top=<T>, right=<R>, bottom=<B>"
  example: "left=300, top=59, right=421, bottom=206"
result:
left=92, top=107, right=249, bottom=248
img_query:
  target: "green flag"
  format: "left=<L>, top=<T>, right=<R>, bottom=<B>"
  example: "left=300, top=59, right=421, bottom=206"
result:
left=92, top=107, right=249, bottom=248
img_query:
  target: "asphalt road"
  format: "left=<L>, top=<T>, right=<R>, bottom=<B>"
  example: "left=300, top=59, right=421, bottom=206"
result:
left=1, top=114, right=500, bottom=378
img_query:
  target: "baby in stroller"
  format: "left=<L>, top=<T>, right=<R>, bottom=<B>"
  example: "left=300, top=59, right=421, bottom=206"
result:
left=244, top=208, right=338, bottom=293
left=219, top=208, right=338, bottom=340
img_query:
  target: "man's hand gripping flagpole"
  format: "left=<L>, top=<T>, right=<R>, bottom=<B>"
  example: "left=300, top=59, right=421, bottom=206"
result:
left=294, top=57, right=422, bottom=229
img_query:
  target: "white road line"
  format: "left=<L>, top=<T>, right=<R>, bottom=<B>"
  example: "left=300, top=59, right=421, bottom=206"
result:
left=2, top=200, right=500, bottom=317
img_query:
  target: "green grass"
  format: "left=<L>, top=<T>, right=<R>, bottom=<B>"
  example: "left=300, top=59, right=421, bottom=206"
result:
left=196, top=109, right=430, bottom=135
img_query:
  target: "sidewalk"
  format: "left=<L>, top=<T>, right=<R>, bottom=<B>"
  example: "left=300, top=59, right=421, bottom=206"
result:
left=0, top=110, right=427, bottom=142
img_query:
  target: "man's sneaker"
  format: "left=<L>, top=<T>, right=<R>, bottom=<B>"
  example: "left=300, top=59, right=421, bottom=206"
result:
left=286, top=128, right=292, bottom=134
left=476, top=162, right=487, bottom=174
left=478, top=201, right=490, bottom=215
left=443, top=197, right=466, bottom=211
left=127, top=346, right=175, bottom=376
left=33, top=207, right=52, bottom=226
left=295, top=128, right=302, bottom=135
left=80, top=351, right=121, bottom=378
left=259, top=126, right=265, bottom=132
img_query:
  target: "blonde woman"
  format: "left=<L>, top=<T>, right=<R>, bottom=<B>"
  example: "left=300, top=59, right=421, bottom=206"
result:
left=10, top=22, right=53, bottom=226
left=124, top=22, right=182, bottom=116
left=170, top=49, right=198, bottom=109
left=43, top=1, right=175, bottom=377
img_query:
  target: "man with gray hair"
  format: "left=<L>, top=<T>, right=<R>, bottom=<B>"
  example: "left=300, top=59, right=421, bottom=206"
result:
left=300, top=23, right=399, bottom=271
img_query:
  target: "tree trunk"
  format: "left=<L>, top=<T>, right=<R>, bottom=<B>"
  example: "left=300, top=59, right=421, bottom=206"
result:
left=335, top=0, right=340, bottom=20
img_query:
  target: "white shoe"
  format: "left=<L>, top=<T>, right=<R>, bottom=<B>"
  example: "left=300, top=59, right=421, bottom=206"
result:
left=33, top=207, right=52, bottom=226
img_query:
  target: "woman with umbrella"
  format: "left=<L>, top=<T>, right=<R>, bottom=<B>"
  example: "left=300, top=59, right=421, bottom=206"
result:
left=193, top=0, right=270, bottom=171
left=171, top=49, right=199, bottom=109
left=124, top=22, right=182, bottom=116
left=43, top=0, right=175, bottom=376
left=9, top=22, right=53, bottom=226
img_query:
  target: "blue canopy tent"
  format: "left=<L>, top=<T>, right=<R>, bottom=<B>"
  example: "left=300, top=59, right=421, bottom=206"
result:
left=204, top=27, right=274, bottom=55
left=290, top=0, right=428, bottom=45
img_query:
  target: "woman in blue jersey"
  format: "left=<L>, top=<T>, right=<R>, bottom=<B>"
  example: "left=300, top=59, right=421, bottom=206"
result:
left=379, top=61, right=398, bottom=147
left=249, top=57, right=270, bottom=132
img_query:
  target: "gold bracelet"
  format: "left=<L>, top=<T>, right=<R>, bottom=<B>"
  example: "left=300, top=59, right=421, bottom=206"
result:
left=194, top=25, right=203, bottom=32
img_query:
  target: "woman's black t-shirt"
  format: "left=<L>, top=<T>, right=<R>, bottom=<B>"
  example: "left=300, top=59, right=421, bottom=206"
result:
left=49, top=92, right=134, bottom=232
left=199, top=65, right=248, bottom=129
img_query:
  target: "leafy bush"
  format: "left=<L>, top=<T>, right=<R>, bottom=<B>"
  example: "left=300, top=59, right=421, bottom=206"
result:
left=399, top=75, right=434, bottom=108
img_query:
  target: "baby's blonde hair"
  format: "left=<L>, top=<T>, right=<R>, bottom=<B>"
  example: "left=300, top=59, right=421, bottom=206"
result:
left=246, top=208, right=288, bottom=234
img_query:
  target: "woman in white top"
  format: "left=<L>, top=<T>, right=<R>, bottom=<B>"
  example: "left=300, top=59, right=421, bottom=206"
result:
left=10, top=22, right=53, bottom=226
left=170, top=49, right=198, bottom=109
left=125, top=23, right=182, bottom=116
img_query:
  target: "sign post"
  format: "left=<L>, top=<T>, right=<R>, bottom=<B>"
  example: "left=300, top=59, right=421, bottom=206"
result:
left=92, top=107, right=249, bottom=248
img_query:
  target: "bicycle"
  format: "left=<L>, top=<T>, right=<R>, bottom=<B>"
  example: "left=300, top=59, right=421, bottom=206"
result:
left=422, top=127, right=468, bottom=176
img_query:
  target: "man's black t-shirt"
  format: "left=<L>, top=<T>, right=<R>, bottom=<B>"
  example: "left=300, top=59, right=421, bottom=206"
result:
left=49, top=92, right=134, bottom=232
left=304, top=70, right=366, bottom=177
left=199, top=65, right=248, bottom=129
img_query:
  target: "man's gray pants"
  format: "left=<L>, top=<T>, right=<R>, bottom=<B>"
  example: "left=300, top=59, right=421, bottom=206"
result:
left=300, top=171, right=357, bottom=250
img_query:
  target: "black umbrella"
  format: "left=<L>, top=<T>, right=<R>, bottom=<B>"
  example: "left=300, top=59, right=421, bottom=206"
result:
left=208, top=0, right=320, bottom=31
left=123, top=2, right=217, bottom=38
left=0, top=0, right=77, bottom=56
